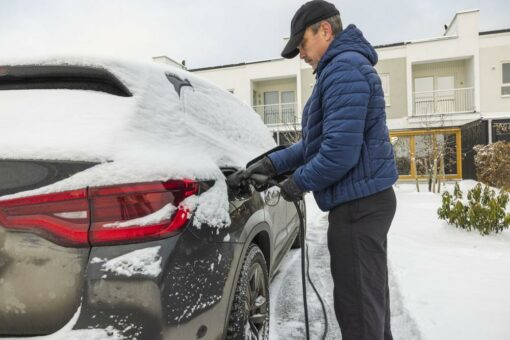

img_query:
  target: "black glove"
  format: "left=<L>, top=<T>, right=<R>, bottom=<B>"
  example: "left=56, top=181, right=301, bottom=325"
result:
left=280, top=176, right=303, bottom=202
left=226, top=169, right=251, bottom=198
left=226, top=169, right=246, bottom=189
left=244, top=156, right=276, bottom=180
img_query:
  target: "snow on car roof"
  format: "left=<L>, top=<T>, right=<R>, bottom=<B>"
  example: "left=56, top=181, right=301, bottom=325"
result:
left=0, top=56, right=274, bottom=167
left=0, top=56, right=276, bottom=227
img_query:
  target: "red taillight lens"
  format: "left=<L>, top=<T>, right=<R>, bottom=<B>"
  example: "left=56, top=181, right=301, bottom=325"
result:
left=0, top=189, right=89, bottom=246
left=0, top=180, right=199, bottom=247
left=89, top=180, right=199, bottom=245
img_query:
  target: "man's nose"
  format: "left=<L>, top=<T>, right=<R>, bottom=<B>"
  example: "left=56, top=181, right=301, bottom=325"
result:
left=299, top=48, right=306, bottom=59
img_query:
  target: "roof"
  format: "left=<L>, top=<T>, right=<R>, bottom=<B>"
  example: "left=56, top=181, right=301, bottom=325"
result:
left=189, top=58, right=284, bottom=72
left=190, top=26, right=510, bottom=72
left=479, top=28, right=510, bottom=36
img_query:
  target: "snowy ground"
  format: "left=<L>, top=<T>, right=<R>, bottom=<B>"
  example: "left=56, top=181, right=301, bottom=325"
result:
left=269, top=181, right=510, bottom=340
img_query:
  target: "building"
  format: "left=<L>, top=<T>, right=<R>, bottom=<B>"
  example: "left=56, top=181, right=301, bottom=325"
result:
left=187, top=10, right=510, bottom=181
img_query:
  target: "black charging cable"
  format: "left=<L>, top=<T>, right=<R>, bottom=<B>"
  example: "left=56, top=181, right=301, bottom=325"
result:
left=246, top=174, right=328, bottom=340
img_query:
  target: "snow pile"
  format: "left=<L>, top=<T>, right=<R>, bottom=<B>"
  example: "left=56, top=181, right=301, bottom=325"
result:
left=183, top=180, right=230, bottom=229
left=99, top=246, right=162, bottom=278
left=270, top=181, right=510, bottom=340
left=389, top=181, right=510, bottom=340
left=0, top=56, right=276, bottom=227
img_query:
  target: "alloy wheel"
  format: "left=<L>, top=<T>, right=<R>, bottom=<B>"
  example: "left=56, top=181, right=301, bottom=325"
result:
left=244, top=262, right=269, bottom=340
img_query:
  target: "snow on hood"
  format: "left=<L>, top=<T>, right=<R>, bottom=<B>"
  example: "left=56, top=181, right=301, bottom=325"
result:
left=0, top=56, right=276, bottom=227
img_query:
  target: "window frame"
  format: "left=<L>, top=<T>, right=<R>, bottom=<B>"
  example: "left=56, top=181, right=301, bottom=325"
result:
left=390, top=128, right=462, bottom=180
left=502, top=62, right=510, bottom=98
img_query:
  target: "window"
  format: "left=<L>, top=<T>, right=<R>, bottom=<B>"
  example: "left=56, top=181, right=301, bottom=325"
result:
left=392, top=136, right=411, bottom=176
left=263, top=91, right=279, bottom=124
left=390, top=129, right=462, bottom=180
left=281, top=91, right=296, bottom=123
left=502, top=63, right=510, bottom=96
left=380, top=74, right=390, bottom=106
left=262, top=90, right=296, bottom=125
left=414, top=77, right=434, bottom=115
left=436, top=76, right=455, bottom=112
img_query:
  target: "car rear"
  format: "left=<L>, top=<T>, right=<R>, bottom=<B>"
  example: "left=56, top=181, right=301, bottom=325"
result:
left=0, top=170, right=225, bottom=338
left=0, top=59, right=276, bottom=339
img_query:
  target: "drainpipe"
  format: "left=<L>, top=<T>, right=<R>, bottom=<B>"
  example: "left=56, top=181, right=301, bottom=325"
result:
left=487, top=118, right=492, bottom=144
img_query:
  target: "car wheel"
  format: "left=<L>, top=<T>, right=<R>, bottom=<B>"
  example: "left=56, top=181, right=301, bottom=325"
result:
left=291, top=199, right=306, bottom=249
left=226, top=243, right=269, bottom=340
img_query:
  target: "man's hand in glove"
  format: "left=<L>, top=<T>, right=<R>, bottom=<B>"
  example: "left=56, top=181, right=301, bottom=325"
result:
left=280, top=176, right=303, bottom=202
left=244, top=156, right=276, bottom=180
left=226, top=169, right=247, bottom=189
left=226, top=169, right=251, bottom=198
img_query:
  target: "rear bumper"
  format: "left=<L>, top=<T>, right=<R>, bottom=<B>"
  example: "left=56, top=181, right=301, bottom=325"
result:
left=73, top=226, right=244, bottom=340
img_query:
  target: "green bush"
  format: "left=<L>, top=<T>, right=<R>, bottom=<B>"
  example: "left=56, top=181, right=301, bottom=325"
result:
left=437, top=182, right=510, bottom=235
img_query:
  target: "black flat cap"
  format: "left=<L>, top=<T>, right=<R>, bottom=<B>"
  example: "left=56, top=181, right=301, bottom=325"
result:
left=281, top=0, right=340, bottom=59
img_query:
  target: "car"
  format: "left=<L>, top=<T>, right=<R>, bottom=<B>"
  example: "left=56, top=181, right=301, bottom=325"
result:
left=0, top=57, right=305, bottom=340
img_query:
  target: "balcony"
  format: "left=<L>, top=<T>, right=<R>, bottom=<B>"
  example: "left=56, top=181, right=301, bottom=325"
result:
left=413, top=87, right=475, bottom=116
left=252, top=103, right=298, bottom=126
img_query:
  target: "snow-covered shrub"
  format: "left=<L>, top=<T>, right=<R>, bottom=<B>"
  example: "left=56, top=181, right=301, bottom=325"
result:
left=473, top=141, right=510, bottom=190
left=438, top=183, right=469, bottom=230
left=438, top=183, right=510, bottom=235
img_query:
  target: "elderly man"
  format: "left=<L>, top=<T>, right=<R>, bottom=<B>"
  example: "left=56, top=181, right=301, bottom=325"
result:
left=245, top=1, right=398, bottom=339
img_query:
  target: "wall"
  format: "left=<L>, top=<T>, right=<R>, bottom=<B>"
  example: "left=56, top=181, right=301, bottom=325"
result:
left=412, top=59, right=469, bottom=88
left=375, top=57, right=408, bottom=119
left=300, top=68, right=316, bottom=109
left=253, top=78, right=297, bottom=106
left=193, top=58, right=301, bottom=106
left=479, top=35, right=510, bottom=113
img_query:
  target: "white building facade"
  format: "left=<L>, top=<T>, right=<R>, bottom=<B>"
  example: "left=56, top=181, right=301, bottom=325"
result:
left=188, top=10, right=510, bottom=180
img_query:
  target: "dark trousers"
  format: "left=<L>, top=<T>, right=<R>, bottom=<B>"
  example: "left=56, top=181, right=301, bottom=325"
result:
left=327, top=187, right=396, bottom=340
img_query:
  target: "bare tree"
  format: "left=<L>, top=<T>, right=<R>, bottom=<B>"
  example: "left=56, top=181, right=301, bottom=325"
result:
left=416, top=112, right=456, bottom=193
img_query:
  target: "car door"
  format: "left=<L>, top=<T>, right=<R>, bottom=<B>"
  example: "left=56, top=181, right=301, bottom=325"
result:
left=285, top=197, right=303, bottom=242
left=262, top=186, right=288, bottom=256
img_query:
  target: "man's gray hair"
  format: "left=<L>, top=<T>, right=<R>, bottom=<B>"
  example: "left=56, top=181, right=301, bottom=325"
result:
left=310, top=15, right=343, bottom=36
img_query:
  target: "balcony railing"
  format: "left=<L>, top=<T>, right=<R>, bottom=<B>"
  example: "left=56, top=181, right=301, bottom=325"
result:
left=413, top=87, right=475, bottom=115
left=252, top=103, right=298, bottom=125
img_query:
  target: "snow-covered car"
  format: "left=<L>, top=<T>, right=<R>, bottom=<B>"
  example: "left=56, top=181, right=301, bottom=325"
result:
left=0, top=58, right=304, bottom=339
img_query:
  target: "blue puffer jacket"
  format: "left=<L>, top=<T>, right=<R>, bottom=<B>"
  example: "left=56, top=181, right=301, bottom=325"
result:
left=268, top=24, right=398, bottom=211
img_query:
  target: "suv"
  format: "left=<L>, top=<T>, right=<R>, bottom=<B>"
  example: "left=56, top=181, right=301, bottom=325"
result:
left=0, top=58, right=304, bottom=339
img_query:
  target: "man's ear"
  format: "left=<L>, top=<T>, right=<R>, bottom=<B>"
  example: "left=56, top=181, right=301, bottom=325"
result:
left=321, top=21, right=334, bottom=41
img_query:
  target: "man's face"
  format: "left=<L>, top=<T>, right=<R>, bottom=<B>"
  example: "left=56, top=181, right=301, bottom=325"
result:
left=298, top=22, right=333, bottom=71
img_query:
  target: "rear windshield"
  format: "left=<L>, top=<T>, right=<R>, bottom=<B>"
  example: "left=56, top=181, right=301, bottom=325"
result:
left=0, top=159, right=98, bottom=197
left=0, top=65, right=132, bottom=97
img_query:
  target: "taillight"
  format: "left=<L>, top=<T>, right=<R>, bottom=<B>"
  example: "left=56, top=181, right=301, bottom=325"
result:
left=89, top=180, right=198, bottom=245
left=0, top=189, right=89, bottom=246
left=0, top=180, right=199, bottom=247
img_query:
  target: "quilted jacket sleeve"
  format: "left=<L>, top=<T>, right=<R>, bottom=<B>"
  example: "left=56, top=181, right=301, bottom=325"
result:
left=268, top=140, right=305, bottom=175
left=293, top=61, right=370, bottom=192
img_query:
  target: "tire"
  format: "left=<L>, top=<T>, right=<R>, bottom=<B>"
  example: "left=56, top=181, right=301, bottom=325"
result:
left=291, top=199, right=306, bottom=249
left=226, top=244, right=270, bottom=340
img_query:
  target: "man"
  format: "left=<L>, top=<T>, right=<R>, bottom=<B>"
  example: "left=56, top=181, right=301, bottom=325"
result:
left=244, top=1, right=399, bottom=339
